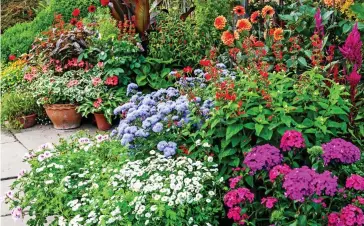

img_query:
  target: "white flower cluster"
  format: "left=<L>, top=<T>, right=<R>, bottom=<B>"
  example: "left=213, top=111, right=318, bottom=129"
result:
left=107, top=151, right=221, bottom=223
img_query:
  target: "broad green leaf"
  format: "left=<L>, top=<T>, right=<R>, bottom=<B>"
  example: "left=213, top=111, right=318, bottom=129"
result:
left=226, top=124, right=244, bottom=140
left=298, top=56, right=308, bottom=67
left=255, top=124, right=264, bottom=136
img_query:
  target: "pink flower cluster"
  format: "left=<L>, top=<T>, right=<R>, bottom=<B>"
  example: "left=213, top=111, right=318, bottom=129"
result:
left=283, top=166, right=338, bottom=202
left=224, top=187, right=254, bottom=208
left=11, top=207, right=22, bottom=221
left=67, top=80, right=79, bottom=88
left=328, top=204, right=364, bottom=226
left=322, top=138, right=360, bottom=165
left=92, top=77, right=102, bottom=86
left=261, top=197, right=278, bottom=209
left=24, top=67, right=38, bottom=82
left=229, top=176, right=243, bottom=189
left=346, top=175, right=364, bottom=191
left=269, top=164, right=291, bottom=182
left=227, top=207, right=249, bottom=225
left=243, top=144, right=282, bottom=172
left=280, top=130, right=305, bottom=151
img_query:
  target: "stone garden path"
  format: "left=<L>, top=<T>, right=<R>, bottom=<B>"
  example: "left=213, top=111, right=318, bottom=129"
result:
left=1, top=124, right=98, bottom=225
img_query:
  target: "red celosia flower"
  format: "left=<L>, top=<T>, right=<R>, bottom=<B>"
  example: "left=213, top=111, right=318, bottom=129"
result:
left=221, top=31, right=235, bottom=46
left=273, top=28, right=284, bottom=41
left=93, top=98, right=102, bottom=108
left=8, top=55, right=16, bottom=61
left=105, top=75, right=118, bottom=86
left=200, top=59, right=211, bottom=67
left=262, top=5, right=275, bottom=18
left=233, top=5, right=245, bottom=16
left=100, top=0, right=109, bottom=6
left=70, top=18, right=78, bottom=25
left=214, top=16, right=227, bottom=30
left=347, top=70, right=361, bottom=88
left=183, top=66, right=193, bottom=73
left=205, top=73, right=212, bottom=81
left=88, top=5, right=96, bottom=13
left=251, top=11, right=260, bottom=23
left=72, top=8, right=80, bottom=17
left=236, top=19, right=252, bottom=32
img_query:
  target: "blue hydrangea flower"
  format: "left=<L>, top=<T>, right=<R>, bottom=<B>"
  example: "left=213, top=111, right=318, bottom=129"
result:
left=127, top=83, right=138, bottom=96
left=152, top=123, right=163, bottom=133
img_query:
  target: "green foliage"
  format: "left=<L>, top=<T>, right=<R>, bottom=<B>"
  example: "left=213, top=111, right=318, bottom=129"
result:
left=0, top=91, right=40, bottom=129
left=0, top=59, right=27, bottom=95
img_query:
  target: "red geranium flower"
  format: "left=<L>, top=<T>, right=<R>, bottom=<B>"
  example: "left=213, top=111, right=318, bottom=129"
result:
left=70, top=18, right=77, bottom=25
left=105, top=76, right=118, bottom=86
left=205, top=73, right=212, bottom=81
left=100, top=0, right=110, bottom=6
left=88, top=5, right=96, bottom=13
left=183, top=66, right=193, bottom=73
left=72, top=8, right=80, bottom=17
left=76, top=21, right=83, bottom=29
left=200, top=59, right=211, bottom=67
left=93, top=98, right=102, bottom=108
left=8, top=55, right=16, bottom=61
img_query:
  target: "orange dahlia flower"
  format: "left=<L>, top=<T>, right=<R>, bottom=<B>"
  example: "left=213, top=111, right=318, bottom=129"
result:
left=236, top=19, right=252, bottom=32
left=214, top=16, right=227, bottom=30
left=234, top=31, right=240, bottom=40
left=233, top=5, right=246, bottom=16
left=273, top=28, right=284, bottom=41
left=262, top=5, right=275, bottom=18
left=221, top=31, right=235, bottom=46
left=250, top=11, right=260, bottom=23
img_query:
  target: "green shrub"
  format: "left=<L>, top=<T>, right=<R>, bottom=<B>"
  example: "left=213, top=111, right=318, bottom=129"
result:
left=0, top=91, right=41, bottom=129
left=0, top=59, right=28, bottom=95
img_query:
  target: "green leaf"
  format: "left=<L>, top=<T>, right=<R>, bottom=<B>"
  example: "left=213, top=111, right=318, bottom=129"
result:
left=255, top=124, right=264, bottom=136
left=136, top=74, right=147, bottom=86
left=218, top=149, right=237, bottom=160
left=343, top=23, right=352, bottom=33
left=298, top=215, right=307, bottom=226
left=298, top=56, right=308, bottom=67
left=245, top=175, right=254, bottom=187
left=244, top=122, right=255, bottom=130
left=302, top=118, right=314, bottom=127
left=226, top=124, right=244, bottom=140
left=322, top=10, right=333, bottom=21
left=260, top=126, right=273, bottom=140
left=327, top=106, right=347, bottom=115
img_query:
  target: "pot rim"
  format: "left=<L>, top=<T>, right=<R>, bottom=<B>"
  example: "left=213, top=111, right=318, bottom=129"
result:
left=17, top=113, right=37, bottom=119
left=44, top=104, right=78, bottom=110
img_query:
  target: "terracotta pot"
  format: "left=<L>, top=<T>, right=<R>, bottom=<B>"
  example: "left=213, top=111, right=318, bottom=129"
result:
left=94, top=113, right=112, bottom=131
left=17, top=114, right=37, bottom=129
left=44, top=104, right=82, bottom=130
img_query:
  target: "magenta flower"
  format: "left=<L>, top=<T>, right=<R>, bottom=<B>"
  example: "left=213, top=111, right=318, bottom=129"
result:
left=347, top=69, right=361, bottom=88
left=346, top=174, right=364, bottom=191
left=243, top=144, right=282, bottom=172
left=280, top=130, right=305, bottom=151
left=227, top=206, right=242, bottom=221
left=314, top=8, right=324, bottom=37
left=224, top=187, right=254, bottom=208
left=229, top=176, right=243, bottom=189
left=327, top=212, right=342, bottom=226
left=322, top=138, right=360, bottom=165
left=340, top=204, right=364, bottom=225
left=312, top=197, right=327, bottom=207
left=339, top=23, right=362, bottom=69
left=312, top=171, right=338, bottom=196
left=269, top=164, right=291, bottom=182
left=261, top=197, right=278, bottom=209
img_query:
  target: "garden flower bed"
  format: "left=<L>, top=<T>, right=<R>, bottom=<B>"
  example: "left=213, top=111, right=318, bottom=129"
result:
left=1, top=0, right=363, bottom=225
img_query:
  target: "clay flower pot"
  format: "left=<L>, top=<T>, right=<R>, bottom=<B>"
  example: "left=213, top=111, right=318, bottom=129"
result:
left=44, top=104, right=82, bottom=130
left=17, top=114, right=37, bottom=129
left=94, top=113, right=112, bottom=131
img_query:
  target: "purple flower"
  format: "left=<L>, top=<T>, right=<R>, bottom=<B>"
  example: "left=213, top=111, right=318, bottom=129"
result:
left=127, top=83, right=138, bottom=96
left=314, top=8, right=324, bottom=37
left=223, top=187, right=254, bottom=208
left=322, top=138, right=360, bottom=165
left=280, top=130, right=305, bottom=151
left=243, top=144, right=282, bottom=173
left=339, top=23, right=362, bottom=69
left=157, top=141, right=177, bottom=157
left=312, top=171, right=338, bottom=196
left=152, top=123, right=163, bottom=133
left=121, top=133, right=134, bottom=146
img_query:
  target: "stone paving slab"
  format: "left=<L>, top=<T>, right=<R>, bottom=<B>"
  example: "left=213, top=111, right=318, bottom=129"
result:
left=1, top=142, right=29, bottom=178
left=13, top=124, right=98, bottom=150
left=1, top=132, right=16, bottom=144
left=1, top=179, right=15, bottom=216
left=1, top=215, right=29, bottom=226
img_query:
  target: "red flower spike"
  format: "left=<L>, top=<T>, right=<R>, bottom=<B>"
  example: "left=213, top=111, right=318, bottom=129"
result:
left=183, top=66, right=193, bottom=74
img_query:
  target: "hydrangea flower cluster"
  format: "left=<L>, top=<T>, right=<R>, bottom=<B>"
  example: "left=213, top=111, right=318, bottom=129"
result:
left=328, top=204, right=364, bottom=226
left=280, top=130, right=306, bottom=151
left=283, top=166, right=338, bottom=202
left=322, top=138, right=361, bottom=165
left=243, top=144, right=283, bottom=172
left=346, top=174, right=364, bottom=191
left=224, top=188, right=254, bottom=224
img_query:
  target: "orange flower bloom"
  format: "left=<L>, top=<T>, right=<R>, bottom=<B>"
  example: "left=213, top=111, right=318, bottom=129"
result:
left=262, top=5, right=275, bottom=18
left=221, top=31, right=235, bottom=46
left=233, top=5, right=245, bottom=16
left=214, top=16, right=227, bottom=30
left=273, top=28, right=284, bottom=41
left=250, top=11, right=260, bottom=23
left=234, top=31, right=240, bottom=40
left=236, top=19, right=252, bottom=32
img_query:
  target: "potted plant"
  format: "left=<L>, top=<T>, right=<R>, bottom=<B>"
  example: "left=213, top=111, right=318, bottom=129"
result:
left=30, top=70, right=90, bottom=130
left=0, top=91, right=40, bottom=129
left=77, top=88, right=125, bottom=131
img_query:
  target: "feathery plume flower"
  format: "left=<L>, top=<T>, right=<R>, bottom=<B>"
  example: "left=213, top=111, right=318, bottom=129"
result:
left=233, top=5, right=245, bottom=16
left=214, top=16, right=227, bottom=30
left=339, top=23, right=362, bottom=68
left=262, top=6, right=275, bottom=18
left=314, top=8, right=324, bottom=37
left=236, top=19, right=252, bottom=32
